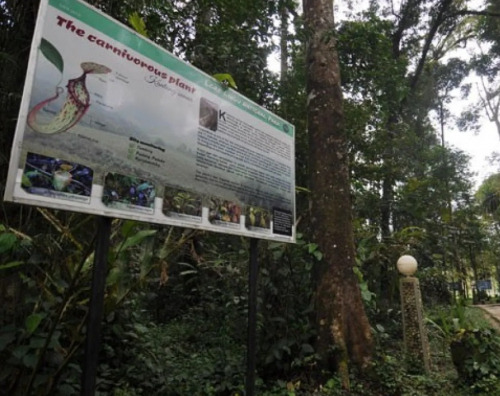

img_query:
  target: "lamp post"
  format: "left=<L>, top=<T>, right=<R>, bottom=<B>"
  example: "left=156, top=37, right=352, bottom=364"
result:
left=397, top=255, right=431, bottom=373
left=397, top=255, right=418, bottom=276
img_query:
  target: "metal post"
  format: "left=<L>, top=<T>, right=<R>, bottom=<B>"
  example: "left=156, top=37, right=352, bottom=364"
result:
left=245, top=238, right=259, bottom=396
left=81, top=216, right=112, bottom=396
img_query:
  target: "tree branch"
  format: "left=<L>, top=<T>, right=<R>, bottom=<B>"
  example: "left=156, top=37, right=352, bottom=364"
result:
left=391, top=0, right=400, bottom=20
left=478, top=76, right=500, bottom=136
left=433, top=34, right=475, bottom=60
left=410, top=4, right=500, bottom=92
left=409, top=0, right=453, bottom=92
left=478, top=81, right=494, bottom=121
left=450, top=9, right=500, bottom=19
left=392, top=0, right=421, bottom=58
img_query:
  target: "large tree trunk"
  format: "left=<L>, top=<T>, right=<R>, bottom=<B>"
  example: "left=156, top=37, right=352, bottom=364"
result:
left=303, top=0, right=373, bottom=386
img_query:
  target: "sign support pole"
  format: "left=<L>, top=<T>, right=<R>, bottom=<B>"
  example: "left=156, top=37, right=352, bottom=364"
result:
left=245, top=238, right=259, bottom=396
left=81, top=215, right=113, bottom=396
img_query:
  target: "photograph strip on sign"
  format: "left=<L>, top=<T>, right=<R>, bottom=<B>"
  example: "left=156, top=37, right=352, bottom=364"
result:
left=3, top=0, right=296, bottom=243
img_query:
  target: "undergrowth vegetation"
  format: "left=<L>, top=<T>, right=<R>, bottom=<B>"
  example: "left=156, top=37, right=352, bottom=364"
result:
left=2, top=218, right=500, bottom=395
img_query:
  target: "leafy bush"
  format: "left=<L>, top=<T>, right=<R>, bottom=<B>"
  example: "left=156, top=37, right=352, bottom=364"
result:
left=450, top=328, right=500, bottom=393
left=428, top=304, right=500, bottom=394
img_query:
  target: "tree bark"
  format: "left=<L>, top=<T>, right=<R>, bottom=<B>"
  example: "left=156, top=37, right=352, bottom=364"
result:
left=478, top=75, right=500, bottom=138
left=303, top=0, right=373, bottom=385
left=280, top=1, right=289, bottom=83
left=279, top=0, right=289, bottom=119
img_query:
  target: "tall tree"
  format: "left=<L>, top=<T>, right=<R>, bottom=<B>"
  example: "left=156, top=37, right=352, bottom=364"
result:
left=337, top=0, right=500, bottom=299
left=302, top=0, right=373, bottom=386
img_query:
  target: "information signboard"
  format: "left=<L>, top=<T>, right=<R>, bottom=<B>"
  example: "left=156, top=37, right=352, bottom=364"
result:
left=4, top=0, right=296, bottom=243
left=448, top=282, right=463, bottom=292
left=477, top=280, right=492, bottom=291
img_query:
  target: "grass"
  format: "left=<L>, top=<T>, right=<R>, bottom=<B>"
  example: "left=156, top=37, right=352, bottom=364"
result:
left=466, top=306, right=499, bottom=329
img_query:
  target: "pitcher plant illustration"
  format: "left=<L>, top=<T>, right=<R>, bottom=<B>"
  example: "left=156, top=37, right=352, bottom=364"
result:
left=27, top=39, right=111, bottom=134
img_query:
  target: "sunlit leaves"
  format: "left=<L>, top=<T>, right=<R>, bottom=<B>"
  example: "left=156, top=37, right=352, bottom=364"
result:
left=25, top=314, right=44, bottom=334
left=128, top=12, right=148, bottom=37
left=213, top=73, right=237, bottom=89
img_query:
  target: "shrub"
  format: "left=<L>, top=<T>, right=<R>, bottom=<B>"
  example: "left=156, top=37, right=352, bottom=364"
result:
left=450, top=328, right=500, bottom=393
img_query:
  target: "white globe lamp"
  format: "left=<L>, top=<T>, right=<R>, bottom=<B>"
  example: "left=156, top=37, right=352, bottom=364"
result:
left=397, top=255, right=418, bottom=276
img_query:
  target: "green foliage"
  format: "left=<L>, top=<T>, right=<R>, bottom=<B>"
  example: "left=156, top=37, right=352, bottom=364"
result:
left=450, top=329, right=500, bottom=393
left=0, top=226, right=27, bottom=271
left=0, top=229, right=17, bottom=254
left=128, top=12, right=148, bottom=37
left=213, top=73, right=238, bottom=89
left=428, top=303, right=471, bottom=340
left=476, top=173, right=500, bottom=218
left=466, top=307, right=496, bottom=329
left=0, top=213, right=199, bottom=395
left=427, top=304, right=500, bottom=394
left=258, top=235, right=317, bottom=377
left=96, top=302, right=245, bottom=395
left=338, top=16, right=408, bottom=107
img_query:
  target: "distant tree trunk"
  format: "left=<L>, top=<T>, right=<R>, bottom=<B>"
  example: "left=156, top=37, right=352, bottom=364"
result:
left=469, top=245, right=480, bottom=302
left=279, top=0, right=289, bottom=118
left=303, top=0, right=373, bottom=387
left=379, top=115, right=398, bottom=300
left=380, top=119, right=397, bottom=240
left=190, top=4, right=214, bottom=72
left=280, top=1, right=288, bottom=83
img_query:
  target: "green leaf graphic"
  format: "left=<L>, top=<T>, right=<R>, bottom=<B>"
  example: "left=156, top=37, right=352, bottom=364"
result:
left=213, top=73, right=238, bottom=89
left=40, top=38, right=64, bottom=74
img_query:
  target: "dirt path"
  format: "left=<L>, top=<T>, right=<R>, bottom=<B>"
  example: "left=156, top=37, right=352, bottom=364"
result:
left=475, top=304, right=500, bottom=332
